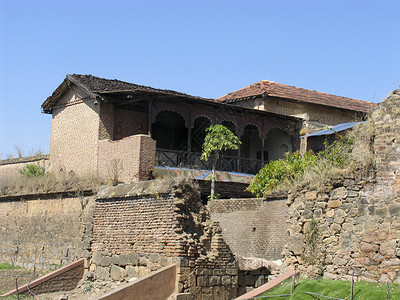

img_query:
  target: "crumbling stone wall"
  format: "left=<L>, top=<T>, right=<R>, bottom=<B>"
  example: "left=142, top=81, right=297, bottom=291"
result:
left=208, top=196, right=288, bottom=260
left=0, top=194, right=94, bottom=269
left=283, top=89, right=400, bottom=283
left=90, top=178, right=238, bottom=299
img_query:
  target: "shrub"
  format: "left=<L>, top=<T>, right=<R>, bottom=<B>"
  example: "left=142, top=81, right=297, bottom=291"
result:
left=247, top=134, right=354, bottom=196
left=19, top=163, right=47, bottom=177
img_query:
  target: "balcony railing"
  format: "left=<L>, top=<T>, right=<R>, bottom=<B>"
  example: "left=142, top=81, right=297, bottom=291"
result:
left=155, top=148, right=264, bottom=175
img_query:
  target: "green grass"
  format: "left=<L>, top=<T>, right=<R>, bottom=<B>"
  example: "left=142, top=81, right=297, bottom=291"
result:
left=261, top=278, right=400, bottom=299
left=0, top=263, right=20, bottom=270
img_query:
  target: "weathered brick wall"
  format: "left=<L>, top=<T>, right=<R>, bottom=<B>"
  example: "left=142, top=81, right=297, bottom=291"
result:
left=0, top=194, right=94, bottom=269
left=97, top=135, right=156, bottom=182
left=90, top=179, right=238, bottom=300
left=0, top=156, right=49, bottom=185
left=263, top=97, right=363, bottom=129
left=209, top=197, right=289, bottom=260
left=49, top=84, right=100, bottom=175
left=283, top=89, right=400, bottom=283
left=113, top=108, right=147, bottom=140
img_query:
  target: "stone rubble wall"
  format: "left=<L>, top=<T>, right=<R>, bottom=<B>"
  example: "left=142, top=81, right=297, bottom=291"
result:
left=283, top=89, right=400, bottom=283
left=0, top=194, right=94, bottom=269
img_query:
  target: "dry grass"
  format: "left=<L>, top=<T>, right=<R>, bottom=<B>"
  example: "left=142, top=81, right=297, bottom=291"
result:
left=0, top=172, right=107, bottom=197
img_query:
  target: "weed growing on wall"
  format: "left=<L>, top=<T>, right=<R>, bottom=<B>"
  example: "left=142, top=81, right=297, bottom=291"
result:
left=18, top=163, right=47, bottom=177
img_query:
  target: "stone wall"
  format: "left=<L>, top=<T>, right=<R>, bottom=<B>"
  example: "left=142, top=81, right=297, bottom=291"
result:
left=0, top=194, right=94, bottom=269
left=90, top=178, right=238, bottom=299
left=283, top=89, right=400, bottom=283
left=209, top=196, right=289, bottom=260
left=97, top=134, right=156, bottom=182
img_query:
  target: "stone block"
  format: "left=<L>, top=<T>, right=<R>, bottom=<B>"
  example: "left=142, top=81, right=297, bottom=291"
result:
left=92, top=252, right=103, bottom=265
left=111, top=264, right=126, bottom=281
left=209, top=276, right=221, bottom=286
left=126, top=265, right=138, bottom=278
left=149, top=253, right=160, bottom=263
left=360, top=242, right=379, bottom=254
left=99, top=256, right=112, bottom=267
left=222, top=275, right=231, bottom=286
left=380, top=240, right=397, bottom=257
left=328, top=200, right=342, bottom=208
left=197, top=275, right=209, bottom=287
left=129, top=253, right=139, bottom=265
left=95, top=266, right=110, bottom=280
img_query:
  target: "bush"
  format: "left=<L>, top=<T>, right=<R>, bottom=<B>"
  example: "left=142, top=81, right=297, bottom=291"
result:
left=247, top=150, right=317, bottom=197
left=18, top=164, right=47, bottom=177
left=247, top=134, right=353, bottom=196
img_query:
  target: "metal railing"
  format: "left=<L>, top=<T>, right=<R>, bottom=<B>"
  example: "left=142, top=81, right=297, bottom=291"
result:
left=155, top=148, right=265, bottom=174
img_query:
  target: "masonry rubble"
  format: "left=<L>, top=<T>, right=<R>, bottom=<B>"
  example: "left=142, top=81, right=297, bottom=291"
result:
left=282, top=88, right=400, bottom=283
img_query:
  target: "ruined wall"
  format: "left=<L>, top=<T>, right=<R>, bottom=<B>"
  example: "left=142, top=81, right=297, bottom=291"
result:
left=283, top=89, right=400, bottom=283
left=209, top=196, right=288, bottom=260
left=49, top=84, right=100, bottom=175
left=0, top=194, right=94, bottom=269
left=90, top=179, right=238, bottom=300
left=97, top=134, right=156, bottom=182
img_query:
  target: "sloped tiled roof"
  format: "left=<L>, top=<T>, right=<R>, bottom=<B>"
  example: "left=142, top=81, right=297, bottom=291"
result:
left=217, top=80, right=376, bottom=113
left=42, top=74, right=212, bottom=113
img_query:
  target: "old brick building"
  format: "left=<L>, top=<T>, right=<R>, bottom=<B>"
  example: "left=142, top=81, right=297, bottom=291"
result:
left=41, top=75, right=374, bottom=180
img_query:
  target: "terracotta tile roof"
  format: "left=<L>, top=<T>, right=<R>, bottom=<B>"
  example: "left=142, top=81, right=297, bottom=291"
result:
left=217, top=80, right=376, bottom=113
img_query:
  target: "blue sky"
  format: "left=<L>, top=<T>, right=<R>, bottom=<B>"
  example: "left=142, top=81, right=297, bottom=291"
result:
left=0, top=0, right=399, bottom=158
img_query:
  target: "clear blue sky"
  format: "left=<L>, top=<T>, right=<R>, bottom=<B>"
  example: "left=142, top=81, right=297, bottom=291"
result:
left=0, top=0, right=399, bottom=158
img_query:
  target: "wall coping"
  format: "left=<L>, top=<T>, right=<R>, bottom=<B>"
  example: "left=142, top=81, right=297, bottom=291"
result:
left=0, top=155, right=49, bottom=166
left=0, top=190, right=93, bottom=202
left=0, top=258, right=85, bottom=297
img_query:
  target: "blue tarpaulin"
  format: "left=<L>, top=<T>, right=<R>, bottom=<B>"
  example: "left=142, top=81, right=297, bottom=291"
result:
left=301, top=121, right=365, bottom=138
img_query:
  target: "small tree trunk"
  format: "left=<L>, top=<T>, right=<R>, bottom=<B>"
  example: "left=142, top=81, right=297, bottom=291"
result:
left=210, top=152, right=219, bottom=201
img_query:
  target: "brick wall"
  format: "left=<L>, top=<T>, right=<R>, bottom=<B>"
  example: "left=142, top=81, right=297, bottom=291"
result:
left=90, top=178, right=238, bottom=299
left=283, top=89, right=400, bottom=283
left=49, top=84, right=100, bottom=175
left=209, top=197, right=289, bottom=260
left=97, top=134, right=156, bottom=182
left=0, top=194, right=94, bottom=269
left=113, top=108, right=147, bottom=140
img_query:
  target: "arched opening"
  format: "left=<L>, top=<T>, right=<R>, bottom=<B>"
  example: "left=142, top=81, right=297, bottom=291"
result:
left=265, top=128, right=292, bottom=161
left=221, top=121, right=238, bottom=158
left=191, top=116, right=211, bottom=153
left=241, top=124, right=261, bottom=160
left=151, top=111, right=188, bottom=151
left=239, top=124, right=263, bottom=174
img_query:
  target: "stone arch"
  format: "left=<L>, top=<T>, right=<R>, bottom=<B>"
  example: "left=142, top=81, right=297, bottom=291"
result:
left=265, top=128, right=292, bottom=161
left=151, top=110, right=188, bottom=151
left=191, top=116, right=212, bottom=153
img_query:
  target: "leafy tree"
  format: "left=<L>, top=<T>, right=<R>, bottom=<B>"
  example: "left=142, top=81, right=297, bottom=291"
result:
left=201, top=125, right=241, bottom=200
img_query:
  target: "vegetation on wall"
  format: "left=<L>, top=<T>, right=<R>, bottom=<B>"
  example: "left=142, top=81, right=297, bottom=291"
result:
left=247, top=133, right=357, bottom=197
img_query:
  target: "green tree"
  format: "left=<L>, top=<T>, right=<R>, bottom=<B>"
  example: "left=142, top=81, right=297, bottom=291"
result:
left=201, top=125, right=241, bottom=200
